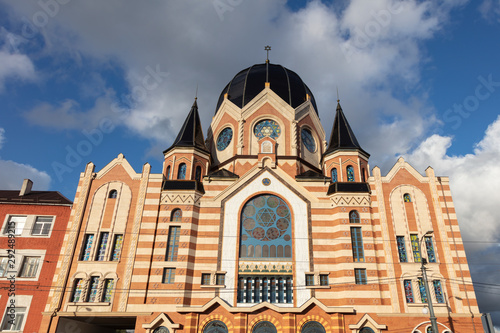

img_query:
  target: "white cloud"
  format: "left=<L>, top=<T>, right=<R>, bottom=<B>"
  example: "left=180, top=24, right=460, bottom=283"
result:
left=404, top=115, right=500, bottom=245
left=0, top=50, right=36, bottom=91
left=0, top=159, right=51, bottom=190
left=0, top=127, right=5, bottom=149
left=479, top=0, right=500, bottom=22
left=0, top=0, right=467, bottom=158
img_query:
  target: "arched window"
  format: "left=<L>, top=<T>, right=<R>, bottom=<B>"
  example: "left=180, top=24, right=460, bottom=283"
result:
left=240, top=194, right=292, bottom=259
left=253, top=321, right=277, bottom=333
left=195, top=166, right=202, bottom=181
left=346, top=165, right=355, bottom=182
left=426, top=327, right=432, bottom=333
left=171, top=209, right=182, bottom=222
left=108, top=190, right=117, bottom=199
left=331, top=168, right=337, bottom=183
left=361, top=167, right=366, bottom=182
left=403, top=193, right=411, bottom=202
left=166, top=166, right=171, bottom=180
left=204, top=320, right=228, bottom=333
left=177, top=163, right=186, bottom=180
left=302, top=321, right=326, bottom=333
left=153, top=327, right=169, bottom=333
left=349, top=210, right=360, bottom=223
left=360, top=328, right=375, bottom=333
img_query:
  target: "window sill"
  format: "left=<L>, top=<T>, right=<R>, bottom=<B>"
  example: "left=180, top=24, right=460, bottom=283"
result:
left=407, top=302, right=448, bottom=308
left=67, top=302, right=111, bottom=306
left=305, top=285, right=331, bottom=289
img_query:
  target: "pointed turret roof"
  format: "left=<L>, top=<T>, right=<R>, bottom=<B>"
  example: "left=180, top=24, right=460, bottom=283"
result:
left=324, top=101, right=369, bottom=157
left=163, top=99, right=209, bottom=154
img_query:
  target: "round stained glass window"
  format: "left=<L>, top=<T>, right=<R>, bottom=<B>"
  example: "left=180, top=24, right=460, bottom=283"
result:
left=301, top=128, right=316, bottom=152
left=216, top=127, right=233, bottom=151
left=254, top=120, right=281, bottom=139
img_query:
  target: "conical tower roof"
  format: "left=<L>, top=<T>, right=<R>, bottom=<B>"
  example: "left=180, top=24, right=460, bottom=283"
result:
left=163, top=99, right=209, bottom=154
left=324, top=101, right=369, bottom=157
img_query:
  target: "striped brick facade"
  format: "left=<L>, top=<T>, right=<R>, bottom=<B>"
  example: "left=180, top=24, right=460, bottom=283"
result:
left=40, top=64, right=481, bottom=333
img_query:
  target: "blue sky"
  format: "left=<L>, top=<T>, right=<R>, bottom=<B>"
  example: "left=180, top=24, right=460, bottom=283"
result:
left=0, top=0, right=499, bottom=329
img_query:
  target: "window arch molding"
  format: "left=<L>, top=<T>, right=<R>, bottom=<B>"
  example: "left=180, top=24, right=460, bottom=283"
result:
left=170, top=209, right=182, bottom=222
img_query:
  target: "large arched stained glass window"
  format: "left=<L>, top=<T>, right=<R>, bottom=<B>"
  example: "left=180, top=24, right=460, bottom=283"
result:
left=203, top=320, right=228, bottom=333
left=302, top=321, right=326, bottom=333
left=253, top=321, right=277, bottom=333
left=240, top=194, right=292, bottom=259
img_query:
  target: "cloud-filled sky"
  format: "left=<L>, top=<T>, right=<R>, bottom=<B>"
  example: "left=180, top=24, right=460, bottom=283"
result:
left=0, top=0, right=499, bottom=329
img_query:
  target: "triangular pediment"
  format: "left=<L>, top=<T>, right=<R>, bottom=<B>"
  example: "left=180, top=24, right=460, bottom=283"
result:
left=95, top=153, right=142, bottom=180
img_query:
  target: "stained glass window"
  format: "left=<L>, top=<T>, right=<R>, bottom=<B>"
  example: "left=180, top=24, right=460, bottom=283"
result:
left=239, top=194, right=292, bottom=259
left=96, top=232, right=109, bottom=261
left=72, top=279, right=84, bottom=302
left=216, top=127, right=233, bottom=151
left=418, top=277, right=428, bottom=303
left=177, top=163, right=186, bottom=180
left=349, top=210, right=360, bottom=223
left=171, top=209, right=182, bottom=222
left=425, top=236, right=436, bottom=263
left=166, top=166, right=171, bottom=180
left=163, top=268, right=176, bottom=284
left=347, top=166, right=355, bottom=182
left=301, top=128, right=316, bottom=152
left=254, top=119, right=281, bottom=139
left=331, top=168, right=337, bottom=182
left=351, top=227, right=364, bottom=262
left=360, top=328, right=375, bottom=333
left=397, top=236, right=407, bottom=262
left=426, top=327, right=432, bottom=333
left=102, top=279, right=114, bottom=302
left=410, top=234, right=421, bottom=263
left=403, top=193, right=411, bottom=202
left=195, top=166, right=202, bottom=181
left=204, top=320, right=228, bottom=333
left=111, top=234, right=123, bottom=261
left=108, top=190, right=117, bottom=198
left=80, top=234, right=94, bottom=261
left=166, top=226, right=180, bottom=261
left=433, top=280, right=445, bottom=303
left=87, top=276, right=99, bottom=302
left=302, top=321, right=326, bottom=333
left=355, top=268, right=367, bottom=284
left=404, top=279, right=414, bottom=303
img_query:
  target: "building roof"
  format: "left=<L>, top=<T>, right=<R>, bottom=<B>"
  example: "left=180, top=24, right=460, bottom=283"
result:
left=324, top=101, right=369, bottom=157
left=0, top=190, right=72, bottom=205
left=163, top=99, right=209, bottom=155
left=215, top=63, right=318, bottom=113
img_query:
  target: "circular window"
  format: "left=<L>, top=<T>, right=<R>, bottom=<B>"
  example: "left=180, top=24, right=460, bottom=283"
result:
left=254, top=120, right=281, bottom=139
left=301, top=128, right=316, bottom=152
left=216, top=127, right=233, bottom=151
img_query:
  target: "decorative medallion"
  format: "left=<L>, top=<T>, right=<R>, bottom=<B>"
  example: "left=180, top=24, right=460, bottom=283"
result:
left=262, top=178, right=271, bottom=186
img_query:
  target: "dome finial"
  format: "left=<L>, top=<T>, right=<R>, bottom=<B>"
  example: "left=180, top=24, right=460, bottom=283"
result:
left=265, top=45, right=271, bottom=63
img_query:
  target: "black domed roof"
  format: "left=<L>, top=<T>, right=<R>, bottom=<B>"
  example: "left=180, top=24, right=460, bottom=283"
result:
left=215, top=63, right=318, bottom=114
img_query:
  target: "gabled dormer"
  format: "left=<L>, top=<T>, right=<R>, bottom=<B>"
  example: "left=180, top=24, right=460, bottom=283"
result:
left=163, top=99, right=210, bottom=187
left=323, top=101, right=370, bottom=194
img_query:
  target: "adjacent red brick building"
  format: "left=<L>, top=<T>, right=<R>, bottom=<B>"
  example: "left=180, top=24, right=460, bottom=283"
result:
left=0, top=179, right=72, bottom=332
